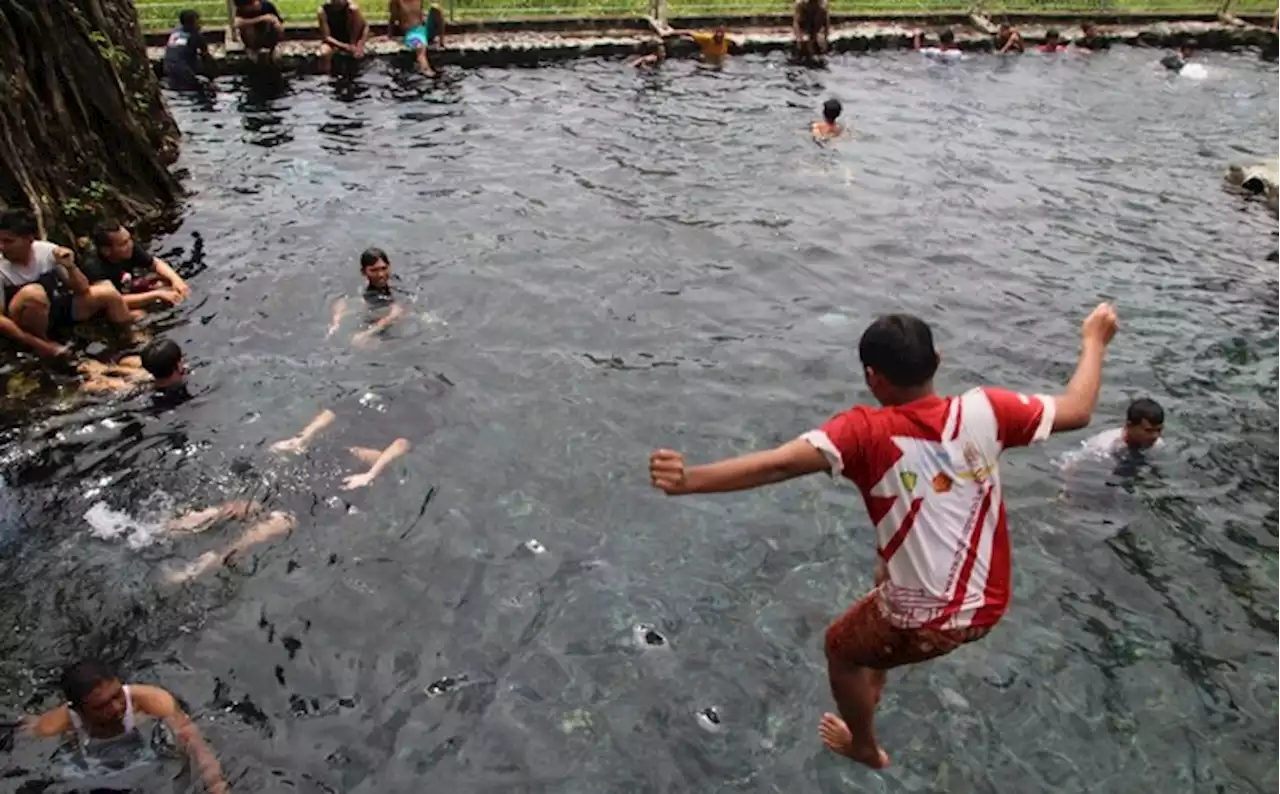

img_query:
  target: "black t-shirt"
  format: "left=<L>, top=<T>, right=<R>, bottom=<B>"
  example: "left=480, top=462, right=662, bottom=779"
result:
left=363, top=283, right=395, bottom=308
left=83, top=245, right=156, bottom=292
left=1079, top=35, right=1110, bottom=51
left=237, top=0, right=282, bottom=20
left=163, top=26, right=207, bottom=76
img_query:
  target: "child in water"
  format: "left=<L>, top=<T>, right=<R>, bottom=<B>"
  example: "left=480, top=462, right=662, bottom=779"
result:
left=1161, top=40, right=1196, bottom=72
left=1039, top=29, right=1067, bottom=52
left=649, top=303, right=1119, bottom=767
left=811, top=98, right=843, bottom=140
left=23, top=659, right=230, bottom=793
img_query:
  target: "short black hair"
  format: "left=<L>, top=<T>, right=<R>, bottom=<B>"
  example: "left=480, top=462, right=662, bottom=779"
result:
left=61, top=659, right=116, bottom=710
left=939, top=28, right=955, bottom=45
left=822, top=98, right=841, bottom=123
left=1081, top=20, right=1096, bottom=30
left=179, top=9, right=200, bottom=29
left=141, top=338, right=183, bottom=379
left=858, top=314, right=939, bottom=388
left=0, top=208, right=38, bottom=237
left=359, top=247, right=389, bottom=271
left=91, top=220, right=125, bottom=249
left=1126, top=398, right=1164, bottom=426
left=1046, top=28, right=1061, bottom=39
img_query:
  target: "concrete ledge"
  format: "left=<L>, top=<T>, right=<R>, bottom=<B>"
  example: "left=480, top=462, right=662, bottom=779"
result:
left=146, top=17, right=1280, bottom=73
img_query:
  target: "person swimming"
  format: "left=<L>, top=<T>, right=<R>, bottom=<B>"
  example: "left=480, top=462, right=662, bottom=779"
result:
left=1039, top=29, right=1067, bottom=52
left=631, top=40, right=665, bottom=69
left=915, top=28, right=963, bottom=60
left=1161, top=40, right=1196, bottom=72
left=811, top=98, right=843, bottom=140
left=671, top=25, right=731, bottom=65
left=328, top=247, right=408, bottom=346
left=23, top=660, right=230, bottom=792
left=995, top=23, right=1024, bottom=54
left=1077, top=397, right=1165, bottom=457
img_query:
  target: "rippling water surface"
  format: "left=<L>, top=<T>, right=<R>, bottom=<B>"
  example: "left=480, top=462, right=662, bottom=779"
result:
left=0, top=48, right=1276, bottom=793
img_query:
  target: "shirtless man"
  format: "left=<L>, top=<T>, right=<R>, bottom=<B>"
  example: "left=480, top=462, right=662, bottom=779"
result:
left=389, top=0, right=445, bottom=75
left=811, top=98, right=843, bottom=140
left=793, top=0, right=830, bottom=59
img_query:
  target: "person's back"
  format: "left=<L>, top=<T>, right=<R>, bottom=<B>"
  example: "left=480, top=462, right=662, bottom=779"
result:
left=163, top=11, right=207, bottom=89
left=811, top=98, right=843, bottom=140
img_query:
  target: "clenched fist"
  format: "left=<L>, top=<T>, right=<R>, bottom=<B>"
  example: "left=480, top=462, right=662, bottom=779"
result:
left=649, top=449, right=688, bottom=495
left=1081, top=302, right=1118, bottom=348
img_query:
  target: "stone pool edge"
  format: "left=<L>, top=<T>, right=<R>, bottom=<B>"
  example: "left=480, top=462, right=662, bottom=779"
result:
left=145, top=15, right=1279, bottom=72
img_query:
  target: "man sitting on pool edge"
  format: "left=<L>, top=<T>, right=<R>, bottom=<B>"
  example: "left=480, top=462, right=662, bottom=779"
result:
left=0, top=209, right=134, bottom=359
left=85, top=221, right=190, bottom=316
left=318, top=0, right=369, bottom=73
left=233, top=0, right=284, bottom=64
left=389, top=0, right=446, bottom=76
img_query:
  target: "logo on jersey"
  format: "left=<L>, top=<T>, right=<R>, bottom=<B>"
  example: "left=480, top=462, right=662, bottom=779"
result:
left=900, top=471, right=918, bottom=492
left=932, top=472, right=953, bottom=493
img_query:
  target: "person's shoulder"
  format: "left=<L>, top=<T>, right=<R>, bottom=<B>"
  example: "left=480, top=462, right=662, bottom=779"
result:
left=129, top=684, right=178, bottom=716
left=1082, top=427, right=1123, bottom=450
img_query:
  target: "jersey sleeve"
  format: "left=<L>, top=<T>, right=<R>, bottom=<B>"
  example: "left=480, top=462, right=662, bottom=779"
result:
left=801, top=407, right=869, bottom=481
left=983, top=387, right=1056, bottom=450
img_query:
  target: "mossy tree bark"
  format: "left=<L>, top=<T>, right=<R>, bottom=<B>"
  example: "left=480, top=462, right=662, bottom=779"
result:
left=0, top=0, right=181, bottom=243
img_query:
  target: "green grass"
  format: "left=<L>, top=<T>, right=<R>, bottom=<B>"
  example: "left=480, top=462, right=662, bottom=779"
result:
left=134, top=0, right=1245, bottom=30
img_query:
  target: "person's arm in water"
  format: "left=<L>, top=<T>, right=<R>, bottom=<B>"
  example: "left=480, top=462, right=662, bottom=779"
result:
left=351, top=302, right=406, bottom=346
left=150, top=256, right=190, bottom=298
left=23, top=704, right=71, bottom=738
left=1049, top=303, right=1118, bottom=432
left=0, top=314, right=66, bottom=358
left=270, top=409, right=336, bottom=454
left=998, top=30, right=1022, bottom=53
left=130, top=685, right=230, bottom=794
left=650, top=436, right=830, bottom=496
left=343, top=438, right=411, bottom=490
left=328, top=297, right=348, bottom=337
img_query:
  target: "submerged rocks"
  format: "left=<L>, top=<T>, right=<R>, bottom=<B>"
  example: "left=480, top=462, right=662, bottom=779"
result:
left=1226, top=159, right=1279, bottom=213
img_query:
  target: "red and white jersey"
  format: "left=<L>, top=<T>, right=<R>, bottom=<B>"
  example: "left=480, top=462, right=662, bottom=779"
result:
left=803, top=388, right=1056, bottom=630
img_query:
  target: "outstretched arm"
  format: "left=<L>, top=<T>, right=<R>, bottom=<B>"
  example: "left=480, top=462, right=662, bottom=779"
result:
left=23, top=705, right=70, bottom=739
left=649, top=437, right=829, bottom=496
left=132, top=685, right=229, bottom=794
left=1051, top=303, right=1118, bottom=432
left=343, top=438, right=410, bottom=490
left=328, top=297, right=348, bottom=337
left=270, top=409, right=336, bottom=454
left=352, top=302, right=405, bottom=345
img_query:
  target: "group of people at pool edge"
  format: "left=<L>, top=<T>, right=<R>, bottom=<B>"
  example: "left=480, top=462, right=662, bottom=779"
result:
left=161, top=0, right=1233, bottom=91
left=3, top=188, right=1173, bottom=778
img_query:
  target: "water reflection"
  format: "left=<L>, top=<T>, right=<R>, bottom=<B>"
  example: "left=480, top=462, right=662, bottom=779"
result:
left=0, top=48, right=1276, bottom=794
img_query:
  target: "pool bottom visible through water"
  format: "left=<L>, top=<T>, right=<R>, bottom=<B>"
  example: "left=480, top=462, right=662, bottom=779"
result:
left=0, top=48, right=1276, bottom=794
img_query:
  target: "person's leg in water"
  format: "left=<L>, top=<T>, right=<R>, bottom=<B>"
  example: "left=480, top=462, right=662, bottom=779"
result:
left=344, top=438, right=410, bottom=490
left=405, top=26, right=436, bottom=76
left=164, top=509, right=295, bottom=584
left=270, top=409, right=337, bottom=454
left=166, top=499, right=262, bottom=534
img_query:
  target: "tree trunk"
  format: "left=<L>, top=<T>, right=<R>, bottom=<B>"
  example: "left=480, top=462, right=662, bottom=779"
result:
left=0, top=0, right=181, bottom=243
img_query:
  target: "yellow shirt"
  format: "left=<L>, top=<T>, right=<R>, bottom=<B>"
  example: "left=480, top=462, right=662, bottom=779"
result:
left=692, top=32, right=730, bottom=60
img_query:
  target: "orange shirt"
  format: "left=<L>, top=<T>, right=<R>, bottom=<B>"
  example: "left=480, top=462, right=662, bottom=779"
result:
left=692, top=32, right=730, bottom=60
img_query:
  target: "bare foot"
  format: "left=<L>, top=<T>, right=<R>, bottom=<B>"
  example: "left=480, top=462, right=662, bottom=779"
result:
left=819, top=713, right=889, bottom=769
left=270, top=437, right=306, bottom=455
left=162, top=551, right=220, bottom=585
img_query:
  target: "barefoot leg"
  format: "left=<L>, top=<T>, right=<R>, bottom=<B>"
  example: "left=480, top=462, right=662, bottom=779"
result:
left=821, top=666, right=889, bottom=769
left=349, top=446, right=383, bottom=466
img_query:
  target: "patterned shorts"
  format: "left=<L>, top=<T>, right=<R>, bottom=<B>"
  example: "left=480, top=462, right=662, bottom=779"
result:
left=824, top=586, right=992, bottom=670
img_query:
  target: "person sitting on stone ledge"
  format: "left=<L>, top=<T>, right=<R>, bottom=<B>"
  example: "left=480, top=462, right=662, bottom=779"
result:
left=0, top=209, right=134, bottom=360
left=318, top=0, right=368, bottom=73
left=389, top=0, right=446, bottom=76
left=671, top=26, right=733, bottom=65
left=793, top=0, right=830, bottom=60
left=995, top=22, right=1023, bottom=54
left=631, top=41, right=665, bottom=69
left=1075, top=21, right=1110, bottom=52
left=84, top=221, right=190, bottom=316
left=163, top=10, right=213, bottom=91
left=233, top=0, right=285, bottom=64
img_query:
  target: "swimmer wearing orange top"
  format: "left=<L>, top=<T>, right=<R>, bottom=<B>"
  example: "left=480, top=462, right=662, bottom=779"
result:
left=671, top=25, right=732, bottom=64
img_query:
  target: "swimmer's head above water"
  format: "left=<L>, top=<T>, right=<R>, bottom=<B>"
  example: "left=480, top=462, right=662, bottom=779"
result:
left=938, top=27, right=955, bottom=47
left=1044, top=29, right=1062, bottom=45
left=823, top=98, right=842, bottom=124
left=858, top=314, right=940, bottom=407
left=62, top=659, right=127, bottom=731
left=713, top=25, right=726, bottom=44
left=1179, top=39, right=1197, bottom=59
left=360, top=247, right=392, bottom=291
left=141, top=338, right=185, bottom=388
left=1124, top=397, right=1164, bottom=450
left=0, top=208, right=38, bottom=264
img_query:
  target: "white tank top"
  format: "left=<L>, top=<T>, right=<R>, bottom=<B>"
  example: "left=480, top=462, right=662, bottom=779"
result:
left=67, top=684, right=138, bottom=749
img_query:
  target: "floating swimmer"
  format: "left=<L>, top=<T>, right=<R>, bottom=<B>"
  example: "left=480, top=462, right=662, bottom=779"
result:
left=811, top=98, right=844, bottom=141
left=914, top=27, right=964, bottom=60
left=328, top=247, right=409, bottom=347
left=1162, top=40, right=1205, bottom=78
left=20, top=659, right=230, bottom=793
left=649, top=304, right=1120, bottom=768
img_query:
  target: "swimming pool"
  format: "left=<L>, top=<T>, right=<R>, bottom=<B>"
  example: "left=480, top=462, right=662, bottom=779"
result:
left=0, top=47, right=1276, bottom=793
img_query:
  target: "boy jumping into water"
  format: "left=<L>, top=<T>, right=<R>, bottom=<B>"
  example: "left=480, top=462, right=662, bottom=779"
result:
left=649, top=303, right=1119, bottom=767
